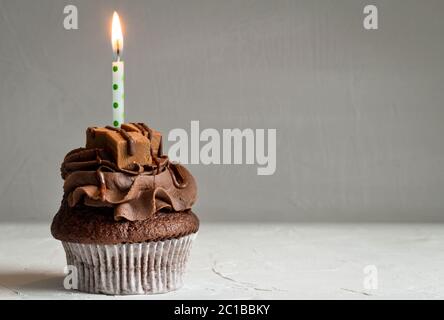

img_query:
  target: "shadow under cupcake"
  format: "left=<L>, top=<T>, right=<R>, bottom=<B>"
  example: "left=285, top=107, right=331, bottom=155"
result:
left=51, top=122, right=199, bottom=295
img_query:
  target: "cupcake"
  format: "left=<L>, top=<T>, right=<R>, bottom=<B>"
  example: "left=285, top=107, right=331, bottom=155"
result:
left=51, top=122, right=199, bottom=295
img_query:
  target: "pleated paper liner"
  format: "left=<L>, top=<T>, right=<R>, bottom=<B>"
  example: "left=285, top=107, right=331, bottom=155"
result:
left=62, top=233, right=196, bottom=295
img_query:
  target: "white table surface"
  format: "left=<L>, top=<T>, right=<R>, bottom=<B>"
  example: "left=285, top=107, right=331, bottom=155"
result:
left=0, top=222, right=443, bottom=300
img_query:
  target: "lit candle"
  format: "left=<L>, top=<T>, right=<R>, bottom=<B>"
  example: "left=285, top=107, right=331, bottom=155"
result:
left=111, top=12, right=124, bottom=127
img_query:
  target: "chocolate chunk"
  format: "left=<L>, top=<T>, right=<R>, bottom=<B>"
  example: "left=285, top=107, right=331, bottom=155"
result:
left=86, top=126, right=152, bottom=169
left=121, top=123, right=163, bottom=156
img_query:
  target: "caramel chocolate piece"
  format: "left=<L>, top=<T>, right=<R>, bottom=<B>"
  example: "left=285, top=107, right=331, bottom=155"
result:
left=121, top=123, right=163, bottom=156
left=86, top=127, right=152, bottom=169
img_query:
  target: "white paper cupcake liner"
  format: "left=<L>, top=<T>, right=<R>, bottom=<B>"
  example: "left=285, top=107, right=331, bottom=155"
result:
left=62, top=233, right=196, bottom=295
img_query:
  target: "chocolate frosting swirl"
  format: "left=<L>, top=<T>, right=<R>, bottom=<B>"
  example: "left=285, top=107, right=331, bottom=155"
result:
left=60, top=126, right=197, bottom=222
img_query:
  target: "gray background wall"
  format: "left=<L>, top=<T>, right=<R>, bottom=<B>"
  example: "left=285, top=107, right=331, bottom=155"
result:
left=0, top=0, right=443, bottom=222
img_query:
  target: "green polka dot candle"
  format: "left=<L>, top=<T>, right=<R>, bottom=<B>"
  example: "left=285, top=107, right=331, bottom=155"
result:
left=111, top=12, right=124, bottom=127
left=112, top=61, right=124, bottom=126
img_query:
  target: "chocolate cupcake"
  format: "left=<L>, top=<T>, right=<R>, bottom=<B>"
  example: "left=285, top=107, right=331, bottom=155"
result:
left=51, top=123, right=199, bottom=295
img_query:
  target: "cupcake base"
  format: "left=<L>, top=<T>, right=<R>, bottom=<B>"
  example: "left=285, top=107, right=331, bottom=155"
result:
left=62, top=233, right=196, bottom=295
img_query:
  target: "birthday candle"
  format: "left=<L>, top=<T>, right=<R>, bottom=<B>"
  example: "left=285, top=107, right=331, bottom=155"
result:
left=111, top=12, right=124, bottom=128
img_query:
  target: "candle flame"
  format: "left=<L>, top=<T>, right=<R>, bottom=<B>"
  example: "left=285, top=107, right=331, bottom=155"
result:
left=112, top=11, right=123, bottom=58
